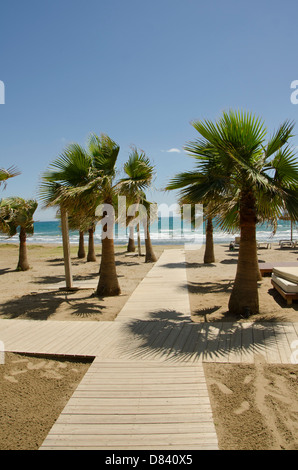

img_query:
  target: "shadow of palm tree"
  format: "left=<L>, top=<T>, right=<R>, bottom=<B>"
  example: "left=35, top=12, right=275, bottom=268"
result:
left=0, top=267, right=14, bottom=275
left=158, top=261, right=216, bottom=269
left=0, top=291, right=68, bottom=320
left=220, top=258, right=238, bottom=265
left=183, top=280, right=233, bottom=295
left=0, top=290, right=106, bottom=320
left=116, top=311, right=287, bottom=363
left=67, top=298, right=107, bottom=317
left=192, top=306, right=222, bottom=321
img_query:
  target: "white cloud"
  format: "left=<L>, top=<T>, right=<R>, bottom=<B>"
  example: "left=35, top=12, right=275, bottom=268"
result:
left=163, top=148, right=181, bottom=153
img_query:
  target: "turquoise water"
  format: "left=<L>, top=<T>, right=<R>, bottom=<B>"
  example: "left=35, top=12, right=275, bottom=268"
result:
left=0, top=217, right=297, bottom=245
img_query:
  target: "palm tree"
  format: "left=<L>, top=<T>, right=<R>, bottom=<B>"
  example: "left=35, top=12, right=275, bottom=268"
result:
left=166, top=145, right=221, bottom=264
left=0, top=166, right=20, bottom=188
left=89, top=133, right=121, bottom=296
left=40, top=142, right=100, bottom=260
left=40, top=134, right=121, bottom=296
left=118, top=147, right=156, bottom=261
left=0, top=197, right=37, bottom=270
left=140, top=193, right=157, bottom=263
left=167, top=110, right=298, bottom=317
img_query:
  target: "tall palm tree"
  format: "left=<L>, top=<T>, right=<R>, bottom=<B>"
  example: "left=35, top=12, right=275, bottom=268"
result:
left=167, top=110, right=298, bottom=317
left=118, top=147, right=156, bottom=261
left=40, top=134, right=121, bottom=296
left=89, top=133, right=121, bottom=296
left=0, top=197, right=37, bottom=270
left=40, top=143, right=99, bottom=261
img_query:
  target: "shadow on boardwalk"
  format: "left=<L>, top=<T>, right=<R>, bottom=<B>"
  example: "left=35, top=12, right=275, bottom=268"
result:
left=117, top=309, right=290, bottom=363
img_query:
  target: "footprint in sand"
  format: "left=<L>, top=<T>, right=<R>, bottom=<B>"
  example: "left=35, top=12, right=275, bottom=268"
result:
left=41, top=370, right=64, bottom=379
left=243, top=375, right=253, bottom=384
left=4, top=375, right=18, bottom=383
left=27, top=361, right=47, bottom=370
left=234, top=400, right=250, bottom=415
left=210, top=379, right=233, bottom=395
left=12, top=359, right=29, bottom=364
left=10, top=369, right=28, bottom=376
left=58, top=363, right=68, bottom=369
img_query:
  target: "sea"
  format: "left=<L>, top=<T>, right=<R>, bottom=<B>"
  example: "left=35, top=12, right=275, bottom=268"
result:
left=0, top=217, right=297, bottom=246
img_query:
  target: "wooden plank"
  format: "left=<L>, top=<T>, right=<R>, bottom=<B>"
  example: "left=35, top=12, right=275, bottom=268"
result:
left=241, top=322, right=255, bottom=363
left=40, top=359, right=218, bottom=450
left=203, top=323, right=224, bottom=362
left=61, top=404, right=214, bottom=414
left=41, top=444, right=218, bottom=450
left=58, top=412, right=215, bottom=424
left=273, top=323, right=293, bottom=363
left=40, top=433, right=219, bottom=447
left=50, top=422, right=217, bottom=434
left=252, top=323, right=267, bottom=362
left=227, top=323, right=243, bottom=363
left=259, top=322, right=282, bottom=364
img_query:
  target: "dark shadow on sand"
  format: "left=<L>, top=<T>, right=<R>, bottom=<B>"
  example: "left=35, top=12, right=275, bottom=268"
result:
left=0, top=290, right=106, bottom=320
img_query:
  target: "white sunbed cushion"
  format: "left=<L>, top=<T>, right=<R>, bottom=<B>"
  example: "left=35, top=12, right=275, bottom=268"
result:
left=272, top=273, right=298, bottom=293
left=272, top=267, right=298, bottom=284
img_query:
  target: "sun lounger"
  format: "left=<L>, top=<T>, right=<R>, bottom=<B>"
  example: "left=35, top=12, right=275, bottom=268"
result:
left=279, top=239, right=297, bottom=248
left=259, top=262, right=298, bottom=276
left=229, top=236, right=240, bottom=251
left=271, top=266, right=298, bottom=305
left=272, top=266, right=298, bottom=284
left=229, top=237, right=272, bottom=251
left=257, top=241, right=271, bottom=249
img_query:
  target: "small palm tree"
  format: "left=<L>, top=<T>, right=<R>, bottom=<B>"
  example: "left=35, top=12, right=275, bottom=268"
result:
left=0, top=197, right=38, bottom=270
left=118, top=147, right=156, bottom=261
left=166, top=143, right=223, bottom=264
left=140, top=192, right=157, bottom=263
left=167, top=110, right=298, bottom=316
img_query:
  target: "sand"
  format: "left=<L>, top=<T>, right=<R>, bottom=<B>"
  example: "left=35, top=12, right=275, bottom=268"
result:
left=0, top=241, right=297, bottom=450
left=186, top=243, right=298, bottom=322
left=0, top=243, right=168, bottom=321
left=204, top=361, right=298, bottom=450
left=0, top=352, right=92, bottom=450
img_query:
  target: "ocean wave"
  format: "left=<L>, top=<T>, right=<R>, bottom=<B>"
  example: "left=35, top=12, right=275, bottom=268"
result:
left=0, top=219, right=296, bottom=245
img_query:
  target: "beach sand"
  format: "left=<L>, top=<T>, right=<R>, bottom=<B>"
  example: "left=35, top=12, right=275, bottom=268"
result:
left=186, top=243, right=298, bottom=322
left=0, top=242, right=297, bottom=450
left=0, top=242, right=297, bottom=322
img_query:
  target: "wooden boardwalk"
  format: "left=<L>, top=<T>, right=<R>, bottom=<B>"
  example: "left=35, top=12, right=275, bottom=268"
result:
left=0, top=249, right=298, bottom=450
left=0, top=319, right=297, bottom=364
left=39, top=360, right=218, bottom=450
left=115, top=249, right=191, bottom=322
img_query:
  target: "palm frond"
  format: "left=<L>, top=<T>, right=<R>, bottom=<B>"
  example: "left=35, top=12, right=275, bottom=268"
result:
left=0, top=166, right=21, bottom=188
left=88, top=133, right=120, bottom=176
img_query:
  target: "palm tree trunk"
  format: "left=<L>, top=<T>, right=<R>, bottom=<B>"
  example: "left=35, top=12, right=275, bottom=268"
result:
left=127, top=225, right=136, bottom=252
left=228, top=191, right=260, bottom=317
left=96, top=235, right=121, bottom=297
left=204, top=216, right=215, bottom=263
left=17, top=227, right=29, bottom=271
left=87, top=226, right=96, bottom=262
left=60, top=207, right=73, bottom=289
left=78, top=230, right=86, bottom=258
left=137, top=222, right=141, bottom=256
left=143, top=220, right=157, bottom=263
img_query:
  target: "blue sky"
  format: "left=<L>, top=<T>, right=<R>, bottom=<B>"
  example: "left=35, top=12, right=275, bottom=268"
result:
left=1, top=0, right=298, bottom=220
